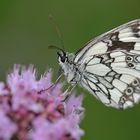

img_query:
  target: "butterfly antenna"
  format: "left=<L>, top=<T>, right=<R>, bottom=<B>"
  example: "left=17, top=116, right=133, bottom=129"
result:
left=38, top=73, right=63, bottom=94
left=48, top=45, right=65, bottom=53
left=49, top=14, right=65, bottom=51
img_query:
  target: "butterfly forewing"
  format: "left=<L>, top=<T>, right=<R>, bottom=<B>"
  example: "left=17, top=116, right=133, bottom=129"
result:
left=74, top=19, right=140, bottom=63
left=74, top=19, right=140, bottom=109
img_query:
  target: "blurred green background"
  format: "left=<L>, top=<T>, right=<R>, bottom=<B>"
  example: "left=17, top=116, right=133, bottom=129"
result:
left=0, top=0, right=140, bottom=140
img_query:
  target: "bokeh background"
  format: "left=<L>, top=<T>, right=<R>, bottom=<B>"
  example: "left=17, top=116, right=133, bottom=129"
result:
left=0, top=0, right=140, bottom=140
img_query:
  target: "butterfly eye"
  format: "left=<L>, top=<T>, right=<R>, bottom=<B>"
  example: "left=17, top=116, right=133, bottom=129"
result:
left=61, top=56, right=66, bottom=63
left=57, top=52, right=67, bottom=63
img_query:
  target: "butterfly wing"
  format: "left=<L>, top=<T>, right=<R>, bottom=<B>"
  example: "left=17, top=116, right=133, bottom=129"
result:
left=81, top=51, right=140, bottom=109
left=74, top=19, right=140, bottom=64
left=74, top=19, right=140, bottom=109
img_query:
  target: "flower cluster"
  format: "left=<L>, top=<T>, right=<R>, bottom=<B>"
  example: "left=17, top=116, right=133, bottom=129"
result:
left=0, top=65, right=84, bottom=140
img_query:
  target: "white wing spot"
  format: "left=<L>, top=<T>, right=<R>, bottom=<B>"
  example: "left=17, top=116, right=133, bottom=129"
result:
left=96, top=91, right=110, bottom=104
left=119, top=28, right=131, bottom=34
left=86, top=42, right=108, bottom=55
left=130, top=50, right=140, bottom=54
left=118, top=32, right=134, bottom=39
left=114, top=55, right=126, bottom=62
left=123, top=101, right=133, bottom=109
left=120, top=74, right=135, bottom=84
left=111, top=62, right=127, bottom=68
left=119, top=36, right=139, bottom=42
left=133, top=93, right=140, bottom=103
left=86, top=64, right=111, bottom=76
left=109, top=88, right=122, bottom=104
left=110, top=51, right=125, bottom=58
left=134, top=43, right=140, bottom=50
left=112, top=79, right=127, bottom=92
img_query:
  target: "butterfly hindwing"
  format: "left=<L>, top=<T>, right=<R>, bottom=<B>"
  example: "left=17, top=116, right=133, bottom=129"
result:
left=81, top=50, right=140, bottom=109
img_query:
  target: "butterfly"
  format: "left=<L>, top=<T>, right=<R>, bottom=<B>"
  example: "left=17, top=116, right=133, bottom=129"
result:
left=57, top=19, right=140, bottom=109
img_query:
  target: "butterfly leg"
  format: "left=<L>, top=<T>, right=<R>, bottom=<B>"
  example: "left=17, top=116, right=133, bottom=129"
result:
left=62, top=85, right=77, bottom=101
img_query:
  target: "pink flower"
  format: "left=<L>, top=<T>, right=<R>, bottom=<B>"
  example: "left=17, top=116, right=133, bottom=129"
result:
left=65, top=94, right=84, bottom=115
left=31, top=116, right=84, bottom=140
left=0, top=65, right=84, bottom=140
left=0, top=111, right=17, bottom=140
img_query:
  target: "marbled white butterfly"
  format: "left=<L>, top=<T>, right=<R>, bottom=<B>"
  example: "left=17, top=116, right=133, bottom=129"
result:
left=57, top=19, right=140, bottom=109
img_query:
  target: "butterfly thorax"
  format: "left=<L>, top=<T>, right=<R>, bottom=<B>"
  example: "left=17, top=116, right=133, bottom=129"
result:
left=58, top=52, right=84, bottom=85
